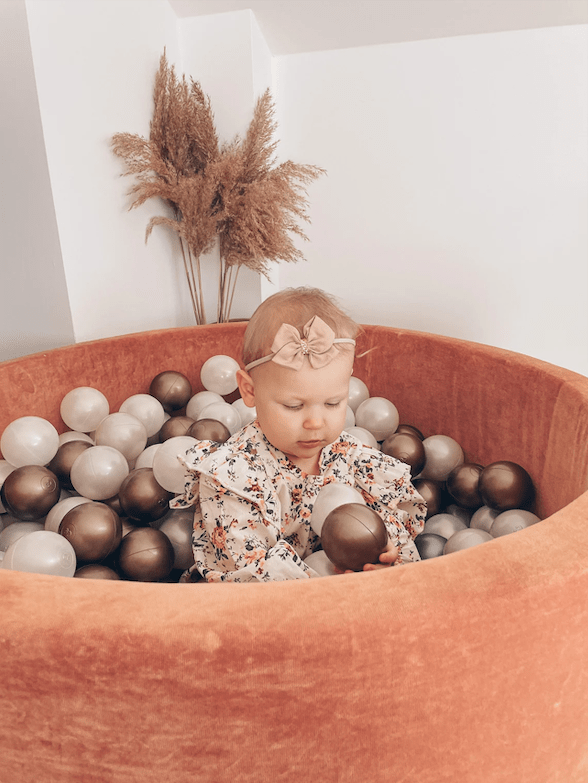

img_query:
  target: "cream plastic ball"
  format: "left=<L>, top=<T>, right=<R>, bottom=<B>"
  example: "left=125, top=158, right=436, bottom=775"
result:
left=95, top=412, right=148, bottom=461
left=186, top=391, right=224, bottom=420
left=423, top=513, right=468, bottom=540
left=421, top=435, right=464, bottom=482
left=0, top=460, right=16, bottom=513
left=0, top=521, right=45, bottom=552
left=231, top=398, right=256, bottom=427
left=159, top=509, right=195, bottom=571
left=200, top=355, right=240, bottom=396
left=355, top=397, right=399, bottom=442
left=197, top=402, right=242, bottom=435
left=2, top=530, right=76, bottom=576
left=490, top=509, right=541, bottom=538
left=303, top=550, right=338, bottom=577
left=119, top=394, right=166, bottom=438
left=134, top=443, right=162, bottom=470
left=44, top=496, right=92, bottom=534
left=151, top=436, right=198, bottom=493
left=0, top=416, right=60, bottom=467
left=344, top=426, right=379, bottom=450
left=70, top=445, right=129, bottom=500
left=58, top=431, right=94, bottom=446
left=443, top=528, right=493, bottom=555
left=60, top=387, right=109, bottom=432
left=310, top=483, right=365, bottom=536
left=469, top=505, right=499, bottom=533
left=348, top=377, right=370, bottom=413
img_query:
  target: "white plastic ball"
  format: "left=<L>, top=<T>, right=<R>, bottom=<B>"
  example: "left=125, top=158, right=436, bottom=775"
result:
left=119, top=394, right=166, bottom=438
left=344, top=406, right=355, bottom=430
left=200, top=355, right=240, bottom=396
left=310, top=483, right=365, bottom=536
left=344, top=426, right=379, bottom=450
left=60, top=387, right=109, bottom=432
left=152, top=436, right=198, bottom=493
left=470, top=505, right=499, bottom=533
left=443, top=528, right=493, bottom=555
left=490, top=509, right=541, bottom=538
left=134, top=443, right=162, bottom=470
left=2, top=530, right=76, bottom=576
left=0, top=460, right=16, bottom=513
left=186, top=391, right=224, bottom=420
left=231, top=398, right=256, bottom=427
left=304, top=550, right=338, bottom=577
left=95, top=412, right=148, bottom=461
left=0, top=416, right=60, bottom=468
left=159, top=509, right=195, bottom=571
left=348, top=377, right=370, bottom=413
left=421, top=435, right=464, bottom=482
left=70, top=445, right=129, bottom=500
left=58, top=431, right=94, bottom=446
left=44, top=496, right=92, bottom=533
left=355, top=397, right=399, bottom=442
left=198, top=402, right=242, bottom=436
left=423, top=513, right=467, bottom=540
left=0, top=521, right=45, bottom=552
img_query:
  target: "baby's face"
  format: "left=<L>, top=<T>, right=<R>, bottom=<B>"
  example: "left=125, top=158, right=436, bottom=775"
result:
left=243, top=351, right=353, bottom=474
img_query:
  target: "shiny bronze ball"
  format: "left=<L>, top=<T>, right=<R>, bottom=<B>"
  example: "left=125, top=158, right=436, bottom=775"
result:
left=117, top=527, right=174, bottom=582
left=102, top=493, right=124, bottom=517
left=396, top=423, right=424, bottom=441
left=118, top=467, right=173, bottom=523
left=187, top=418, right=231, bottom=443
left=159, top=416, right=196, bottom=442
left=479, top=461, right=535, bottom=511
left=320, top=503, right=388, bottom=572
left=415, top=533, right=446, bottom=559
left=74, top=564, right=121, bottom=580
left=47, top=440, right=93, bottom=490
left=149, top=371, right=192, bottom=413
left=381, top=431, right=426, bottom=476
left=446, top=463, right=484, bottom=509
left=1, top=465, right=61, bottom=521
left=59, top=502, right=122, bottom=563
left=412, top=478, right=444, bottom=519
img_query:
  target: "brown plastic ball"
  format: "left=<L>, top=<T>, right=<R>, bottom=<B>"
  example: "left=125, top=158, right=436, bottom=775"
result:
left=159, top=416, right=196, bottom=442
left=149, top=371, right=192, bottom=413
left=381, top=432, right=426, bottom=476
left=187, top=418, right=231, bottom=443
left=478, top=461, right=535, bottom=511
left=117, top=527, right=174, bottom=582
left=47, top=440, right=93, bottom=490
left=1, top=465, right=61, bottom=521
left=118, top=467, right=173, bottom=523
left=412, top=478, right=444, bottom=519
left=320, top=503, right=388, bottom=572
left=396, top=423, right=424, bottom=440
left=102, top=494, right=124, bottom=517
left=60, top=502, right=122, bottom=563
left=446, top=463, right=484, bottom=509
left=74, top=564, right=121, bottom=580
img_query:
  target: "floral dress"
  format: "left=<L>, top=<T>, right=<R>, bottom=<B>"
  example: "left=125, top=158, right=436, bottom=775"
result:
left=171, top=422, right=426, bottom=583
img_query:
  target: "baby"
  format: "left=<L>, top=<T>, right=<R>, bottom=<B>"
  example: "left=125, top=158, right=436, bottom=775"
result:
left=172, top=287, right=426, bottom=582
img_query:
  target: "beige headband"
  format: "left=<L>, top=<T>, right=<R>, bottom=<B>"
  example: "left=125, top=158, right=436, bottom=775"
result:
left=245, top=315, right=356, bottom=372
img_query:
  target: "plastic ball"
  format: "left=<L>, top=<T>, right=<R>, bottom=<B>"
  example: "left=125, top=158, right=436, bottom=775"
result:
left=415, top=533, right=446, bottom=559
left=0, top=460, right=16, bottom=513
left=490, top=508, right=541, bottom=538
left=159, top=510, right=195, bottom=571
left=344, top=426, right=379, bottom=450
left=58, top=431, right=94, bottom=446
left=2, top=530, right=76, bottom=577
left=59, top=502, right=122, bottom=563
left=200, top=354, right=240, bottom=396
left=60, top=387, right=110, bottom=432
left=186, top=391, right=224, bottom=420
left=469, top=505, right=499, bottom=533
left=0, top=521, right=45, bottom=552
left=74, top=564, right=120, bottom=580
left=187, top=418, right=231, bottom=443
left=134, top=444, right=161, bottom=470
left=443, top=528, right=493, bottom=555
left=95, top=412, right=147, bottom=461
left=70, top=445, right=129, bottom=500
left=344, top=406, right=355, bottom=429
left=159, top=416, right=196, bottom=441
left=119, top=394, right=166, bottom=438
left=320, top=503, right=388, bottom=572
left=381, top=432, right=425, bottom=476
left=355, top=397, right=399, bottom=442
left=445, top=504, right=473, bottom=527
left=303, top=550, right=338, bottom=577
left=1, top=416, right=60, bottom=467
left=1, top=465, right=61, bottom=521
left=198, top=402, right=242, bottom=435
left=421, top=435, right=464, bottom=482
left=347, top=377, right=370, bottom=413
left=151, top=436, right=197, bottom=493
left=478, top=461, right=535, bottom=511
left=118, top=468, right=173, bottom=523
left=149, top=371, right=192, bottom=413
left=446, top=463, right=484, bottom=508
left=47, top=440, right=93, bottom=490
left=310, top=483, right=365, bottom=536
left=117, top=527, right=174, bottom=582
left=231, top=398, right=256, bottom=427
left=412, top=479, right=444, bottom=519
left=45, top=496, right=93, bottom=533
left=396, top=424, right=424, bottom=440
left=423, top=513, right=467, bottom=540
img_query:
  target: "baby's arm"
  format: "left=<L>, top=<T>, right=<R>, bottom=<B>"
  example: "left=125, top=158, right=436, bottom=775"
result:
left=194, top=475, right=315, bottom=583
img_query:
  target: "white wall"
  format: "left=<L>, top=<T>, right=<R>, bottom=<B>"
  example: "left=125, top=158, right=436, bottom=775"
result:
left=274, top=25, right=588, bottom=376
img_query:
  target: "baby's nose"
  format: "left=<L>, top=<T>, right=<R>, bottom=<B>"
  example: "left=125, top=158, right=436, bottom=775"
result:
left=303, top=411, right=324, bottom=429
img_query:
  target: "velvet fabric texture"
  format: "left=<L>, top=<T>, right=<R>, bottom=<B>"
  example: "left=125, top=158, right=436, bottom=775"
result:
left=0, top=323, right=587, bottom=783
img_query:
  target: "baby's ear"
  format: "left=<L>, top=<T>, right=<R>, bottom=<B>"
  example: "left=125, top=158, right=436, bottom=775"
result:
left=236, top=369, right=256, bottom=407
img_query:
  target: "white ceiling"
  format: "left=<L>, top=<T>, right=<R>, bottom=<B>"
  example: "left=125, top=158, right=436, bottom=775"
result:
left=167, top=0, right=588, bottom=56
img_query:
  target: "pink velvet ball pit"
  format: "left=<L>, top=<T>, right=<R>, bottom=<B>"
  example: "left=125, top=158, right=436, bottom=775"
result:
left=1, top=323, right=587, bottom=783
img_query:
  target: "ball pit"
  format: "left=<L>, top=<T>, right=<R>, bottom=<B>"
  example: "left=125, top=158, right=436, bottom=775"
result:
left=0, top=322, right=587, bottom=783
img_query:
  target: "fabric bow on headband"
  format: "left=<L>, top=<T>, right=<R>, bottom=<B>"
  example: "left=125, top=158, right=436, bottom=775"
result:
left=245, top=316, right=356, bottom=371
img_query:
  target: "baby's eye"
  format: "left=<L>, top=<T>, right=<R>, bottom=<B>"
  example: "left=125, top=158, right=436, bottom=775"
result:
left=325, top=400, right=343, bottom=408
left=283, top=404, right=303, bottom=411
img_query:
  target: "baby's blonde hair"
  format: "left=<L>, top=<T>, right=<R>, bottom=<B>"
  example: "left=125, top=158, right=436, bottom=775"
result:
left=243, top=287, right=360, bottom=368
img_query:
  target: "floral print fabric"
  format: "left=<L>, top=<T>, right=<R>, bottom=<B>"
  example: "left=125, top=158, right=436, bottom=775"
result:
left=171, top=422, right=426, bottom=583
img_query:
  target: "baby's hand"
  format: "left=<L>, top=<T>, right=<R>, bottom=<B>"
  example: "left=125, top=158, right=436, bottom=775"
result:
left=334, top=541, right=399, bottom=574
